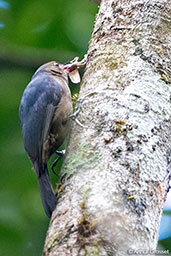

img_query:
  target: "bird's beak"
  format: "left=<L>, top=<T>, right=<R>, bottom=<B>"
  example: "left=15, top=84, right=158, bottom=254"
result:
left=64, top=64, right=80, bottom=84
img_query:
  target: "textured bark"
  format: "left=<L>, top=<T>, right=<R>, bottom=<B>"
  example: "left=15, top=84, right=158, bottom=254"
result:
left=44, top=0, right=171, bottom=255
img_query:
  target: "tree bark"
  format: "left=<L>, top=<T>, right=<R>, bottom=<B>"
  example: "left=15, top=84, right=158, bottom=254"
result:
left=44, top=0, right=171, bottom=255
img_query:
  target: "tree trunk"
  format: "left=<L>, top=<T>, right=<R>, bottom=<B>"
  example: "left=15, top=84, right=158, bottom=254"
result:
left=43, top=0, right=171, bottom=255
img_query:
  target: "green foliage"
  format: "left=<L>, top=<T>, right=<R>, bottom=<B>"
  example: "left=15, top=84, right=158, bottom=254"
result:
left=1, top=0, right=97, bottom=53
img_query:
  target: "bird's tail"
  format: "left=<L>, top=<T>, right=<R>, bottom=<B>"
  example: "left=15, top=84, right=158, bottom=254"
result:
left=34, top=162, right=57, bottom=218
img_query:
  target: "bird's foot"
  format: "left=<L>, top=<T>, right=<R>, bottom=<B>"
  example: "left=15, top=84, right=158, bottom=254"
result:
left=51, top=150, right=66, bottom=175
left=68, top=99, right=88, bottom=128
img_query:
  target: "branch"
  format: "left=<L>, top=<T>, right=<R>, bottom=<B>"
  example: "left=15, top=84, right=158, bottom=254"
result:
left=44, top=0, right=171, bottom=255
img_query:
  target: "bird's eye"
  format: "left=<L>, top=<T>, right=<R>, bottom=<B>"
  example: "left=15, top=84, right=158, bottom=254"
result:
left=53, top=63, right=59, bottom=67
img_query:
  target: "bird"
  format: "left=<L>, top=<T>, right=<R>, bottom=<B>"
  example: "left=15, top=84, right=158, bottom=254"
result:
left=19, top=61, right=73, bottom=218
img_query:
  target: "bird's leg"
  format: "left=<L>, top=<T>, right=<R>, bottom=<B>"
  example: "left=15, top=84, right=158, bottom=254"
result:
left=51, top=149, right=66, bottom=175
left=69, top=98, right=83, bottom=119
left=66, top=99, right=88, bottom=128
left=65, top=91, right=98, bottom=128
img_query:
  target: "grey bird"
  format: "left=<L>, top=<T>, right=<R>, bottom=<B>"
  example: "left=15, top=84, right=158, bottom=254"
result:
left=19, top=61, right=73, bottom=218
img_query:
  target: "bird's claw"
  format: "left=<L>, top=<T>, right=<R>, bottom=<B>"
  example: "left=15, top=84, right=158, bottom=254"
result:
left=51, top=150, right=66, bottom=175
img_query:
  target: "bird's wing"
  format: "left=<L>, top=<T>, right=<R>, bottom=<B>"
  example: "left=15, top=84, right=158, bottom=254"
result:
left=19, top=74, right=62, bottom=165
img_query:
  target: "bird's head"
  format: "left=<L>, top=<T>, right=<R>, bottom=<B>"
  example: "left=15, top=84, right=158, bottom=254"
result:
left=32, top=61, right=67, bottom=80
left=32, top=61, right=80, bottom=84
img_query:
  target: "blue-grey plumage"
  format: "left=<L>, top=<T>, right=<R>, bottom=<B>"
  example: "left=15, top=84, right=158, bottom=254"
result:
left=19, top=61, right=73, bottom=217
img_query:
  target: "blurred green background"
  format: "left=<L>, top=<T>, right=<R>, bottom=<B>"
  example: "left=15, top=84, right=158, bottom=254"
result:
left=0, top=1, right=170, bottom=256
